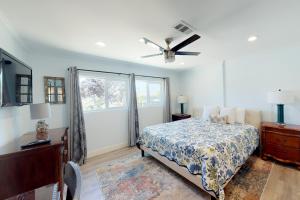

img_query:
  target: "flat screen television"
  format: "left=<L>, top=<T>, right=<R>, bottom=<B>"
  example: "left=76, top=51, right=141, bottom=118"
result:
left=0, top=48, right=32, bottom=107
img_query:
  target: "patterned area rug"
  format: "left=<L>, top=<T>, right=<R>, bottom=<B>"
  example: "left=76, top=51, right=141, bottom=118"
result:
left=96, top=152, right=272, bottom=200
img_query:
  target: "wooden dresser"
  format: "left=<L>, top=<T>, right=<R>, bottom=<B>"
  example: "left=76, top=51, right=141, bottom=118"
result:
left=0, top=128, right=68, bottom=200
left=172, top=114, right=191, bottom=121
left=261, top=122, right=300, bottom=169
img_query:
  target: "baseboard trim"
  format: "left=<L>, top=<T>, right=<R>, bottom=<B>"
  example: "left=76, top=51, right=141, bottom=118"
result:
left=87, top=142, right=128, bottom=159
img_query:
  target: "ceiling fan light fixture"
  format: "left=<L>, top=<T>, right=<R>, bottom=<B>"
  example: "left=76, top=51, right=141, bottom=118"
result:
left=164, top=51, right=175, bottom=63
left=140, top=34, right=200, bottom=63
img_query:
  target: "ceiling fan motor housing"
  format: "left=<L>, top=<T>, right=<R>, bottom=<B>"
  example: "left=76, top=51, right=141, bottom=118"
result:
left=164, top=50, right=175, bottom=63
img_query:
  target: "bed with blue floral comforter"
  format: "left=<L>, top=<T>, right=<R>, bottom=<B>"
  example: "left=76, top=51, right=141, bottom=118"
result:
left=137, top=118, right=259, bottom=200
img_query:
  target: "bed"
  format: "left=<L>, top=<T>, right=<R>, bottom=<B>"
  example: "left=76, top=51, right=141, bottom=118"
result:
left=137, top=110, right=261, bottom=200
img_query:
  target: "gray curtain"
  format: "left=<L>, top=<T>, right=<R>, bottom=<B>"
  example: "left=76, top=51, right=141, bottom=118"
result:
left=163, top=77, right=171, bottom=123
left=68, top=67, right=87, bottom=165
left=128, top=73, right=139, bottom=146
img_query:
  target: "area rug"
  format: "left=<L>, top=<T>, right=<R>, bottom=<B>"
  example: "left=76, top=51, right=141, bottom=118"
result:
left=96, top=152, right=272, bottom=200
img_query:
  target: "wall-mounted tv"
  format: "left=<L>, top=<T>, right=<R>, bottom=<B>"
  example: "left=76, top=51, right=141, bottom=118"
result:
left=0, top=48, right=32, bottom=107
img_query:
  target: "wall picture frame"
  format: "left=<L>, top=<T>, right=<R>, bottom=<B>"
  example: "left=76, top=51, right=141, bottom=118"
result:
left=44, top=76, right=66, bottom=104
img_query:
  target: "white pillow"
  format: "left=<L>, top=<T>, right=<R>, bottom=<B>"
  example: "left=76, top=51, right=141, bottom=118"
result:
left=209, top=115, right=228, bottom=124
left=202, top=106, right=220, bottom=120
left=236, top=108, right=246, bottom=124
left=220, top=107, right=236, bottom=124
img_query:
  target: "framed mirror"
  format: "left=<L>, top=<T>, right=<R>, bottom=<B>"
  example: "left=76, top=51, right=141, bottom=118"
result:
left=44, top=76, right=66, bottom=104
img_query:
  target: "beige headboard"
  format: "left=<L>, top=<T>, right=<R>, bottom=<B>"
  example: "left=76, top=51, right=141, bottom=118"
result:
left=192, top=107, right=262, bottom=129
left=245, top=109, right=262, bottom=129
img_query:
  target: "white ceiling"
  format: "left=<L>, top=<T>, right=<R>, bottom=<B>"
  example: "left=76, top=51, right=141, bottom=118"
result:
left=0, top=0, right=299, bottom=69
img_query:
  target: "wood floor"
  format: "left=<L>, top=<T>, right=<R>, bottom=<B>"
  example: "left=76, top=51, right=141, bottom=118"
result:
left=80, top=147, right=300, bottom=200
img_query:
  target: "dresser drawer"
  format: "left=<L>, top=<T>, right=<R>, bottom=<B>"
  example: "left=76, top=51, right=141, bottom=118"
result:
left=265, top=131, right=300, bottom=149
left=264, top=126, right=300, bottom=136
left=264, top=144, right=300, bottom=162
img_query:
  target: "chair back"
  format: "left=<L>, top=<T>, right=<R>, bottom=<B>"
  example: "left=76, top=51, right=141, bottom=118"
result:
left=64, top=161, right=81, bottom=200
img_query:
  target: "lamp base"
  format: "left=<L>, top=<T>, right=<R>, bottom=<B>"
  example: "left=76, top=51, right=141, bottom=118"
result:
left=36, top=120, right=49, bottom=140
left=277, top=104, right=284, bottom=124
left=180, top=103, right=184, bottom=114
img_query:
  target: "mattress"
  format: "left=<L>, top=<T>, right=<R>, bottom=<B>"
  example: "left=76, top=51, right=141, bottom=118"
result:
left=137, top=118, right=259, bottom=200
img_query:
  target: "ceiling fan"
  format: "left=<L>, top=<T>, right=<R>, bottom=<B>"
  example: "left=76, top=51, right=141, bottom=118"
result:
left=141, top=34, right=201, bottom=63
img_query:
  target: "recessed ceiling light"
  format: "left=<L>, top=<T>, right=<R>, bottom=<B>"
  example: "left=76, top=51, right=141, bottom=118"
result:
left=96, top=41, right=106, bottom=47
left=180, top=62, right=185, bottom=65
left=248, top=36, right=257, bottom=42
left=139, top=38, right=145, bottom=43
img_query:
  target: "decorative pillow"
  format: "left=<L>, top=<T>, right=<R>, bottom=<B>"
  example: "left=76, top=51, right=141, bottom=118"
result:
left=236, top=108, right=246, bottom=124
left=220, top=107, right=236, bottom=124
left=209, top=115, right=228, bottom=124
left=202, top=106, right=220, bottom=120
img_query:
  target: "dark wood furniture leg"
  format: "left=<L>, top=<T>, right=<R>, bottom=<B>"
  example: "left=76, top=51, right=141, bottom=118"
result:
left=141, top=150, right=145, bottom=157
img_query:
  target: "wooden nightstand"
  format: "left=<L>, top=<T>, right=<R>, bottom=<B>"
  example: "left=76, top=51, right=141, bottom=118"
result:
left=261, top=122, right=300, bottom=169
left=172, top=114, right=191, bottom=121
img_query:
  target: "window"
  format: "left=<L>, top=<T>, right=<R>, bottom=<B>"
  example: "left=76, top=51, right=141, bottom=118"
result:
left=136, top=79, right=163, bottom=107
left=149, top=82, right=161, bottom=104
left=107, top=80, right=127, bottom=108
left=79, top=74, right=127, bottom=112
left=136, top=80, right=147, bottom=106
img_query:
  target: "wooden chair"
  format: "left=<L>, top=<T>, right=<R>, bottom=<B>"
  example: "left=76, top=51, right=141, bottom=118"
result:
left=64, top=161, right=82, bottom=200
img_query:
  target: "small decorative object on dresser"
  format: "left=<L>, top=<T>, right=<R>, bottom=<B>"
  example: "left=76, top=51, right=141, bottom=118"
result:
left=177, top=95, right=188, bottom=114
left=261, top=122, right=300, bottom=169
left=30, top=103, right=51, bottom=140
left=172, top=113, right=191, bottom=121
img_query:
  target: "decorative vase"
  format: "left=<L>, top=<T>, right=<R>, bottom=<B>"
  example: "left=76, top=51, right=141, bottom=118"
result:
left=36, top=120, right=49, bottom=140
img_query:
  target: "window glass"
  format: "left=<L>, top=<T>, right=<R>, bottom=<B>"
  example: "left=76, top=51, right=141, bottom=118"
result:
left=136, top=80, right=148, bottom=106
left=149, top=82, right=161, bottom=104
left=136, top=79, right=163, bottom=107
left=107, top=80, right=127, bottom=108
left=79, top=76, right=105, bottom=111
left=79, top=74, right=163, bottom=111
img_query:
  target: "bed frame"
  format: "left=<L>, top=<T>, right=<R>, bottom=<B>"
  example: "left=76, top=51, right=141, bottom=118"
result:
left=139, top=109, right=261, bottom=200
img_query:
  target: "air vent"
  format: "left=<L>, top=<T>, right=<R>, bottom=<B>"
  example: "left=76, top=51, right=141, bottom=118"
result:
left=173, top=20, right=195, bottom=34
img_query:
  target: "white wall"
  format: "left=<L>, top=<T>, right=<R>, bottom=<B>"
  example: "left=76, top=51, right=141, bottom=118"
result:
left=0, top=15, right=30, bottom=146
left=179, top=62, right=224, bottom=116
left=179, top=0, right=300, bottom=125
left=180, top=46, right=300, bottom=125
left=23, top=47, right=180, bottom=156
left=224, top=46, right=300, bottom=124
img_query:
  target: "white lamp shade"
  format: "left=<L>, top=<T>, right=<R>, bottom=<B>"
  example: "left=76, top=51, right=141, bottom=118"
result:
left=267, top=90, right=295, bottom=104
left=30, top=103, right=51, bottom=120
left=177, top=95, right=188, bottom=104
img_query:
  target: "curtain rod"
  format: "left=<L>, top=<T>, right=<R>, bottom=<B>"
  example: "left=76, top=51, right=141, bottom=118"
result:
left=74, top=68, right=167, bottom=79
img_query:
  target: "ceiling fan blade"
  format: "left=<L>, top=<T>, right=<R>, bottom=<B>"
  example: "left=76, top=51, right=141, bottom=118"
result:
left=141, top=53, right=163, bottom=58
left=171, top=34, right=201, bottom=52
left=175, top=51, right=200, bottom=56
left=142, top=37, right=165, bottom=51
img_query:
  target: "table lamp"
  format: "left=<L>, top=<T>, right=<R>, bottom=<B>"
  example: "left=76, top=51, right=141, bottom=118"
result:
left=30, top=103, right=51, bottom=140
left=267, top=89, right=294, bottom=124
left=177, top=95, right=187, bottom=114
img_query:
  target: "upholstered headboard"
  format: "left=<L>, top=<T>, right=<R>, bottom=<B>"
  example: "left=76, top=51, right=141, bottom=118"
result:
left=245, top=109, right=262, bottom=129
left=192, top=107, right=262, bottom=129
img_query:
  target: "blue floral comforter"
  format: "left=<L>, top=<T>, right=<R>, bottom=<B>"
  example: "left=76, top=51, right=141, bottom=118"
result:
left=137, top=118, right=259, bottom=200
